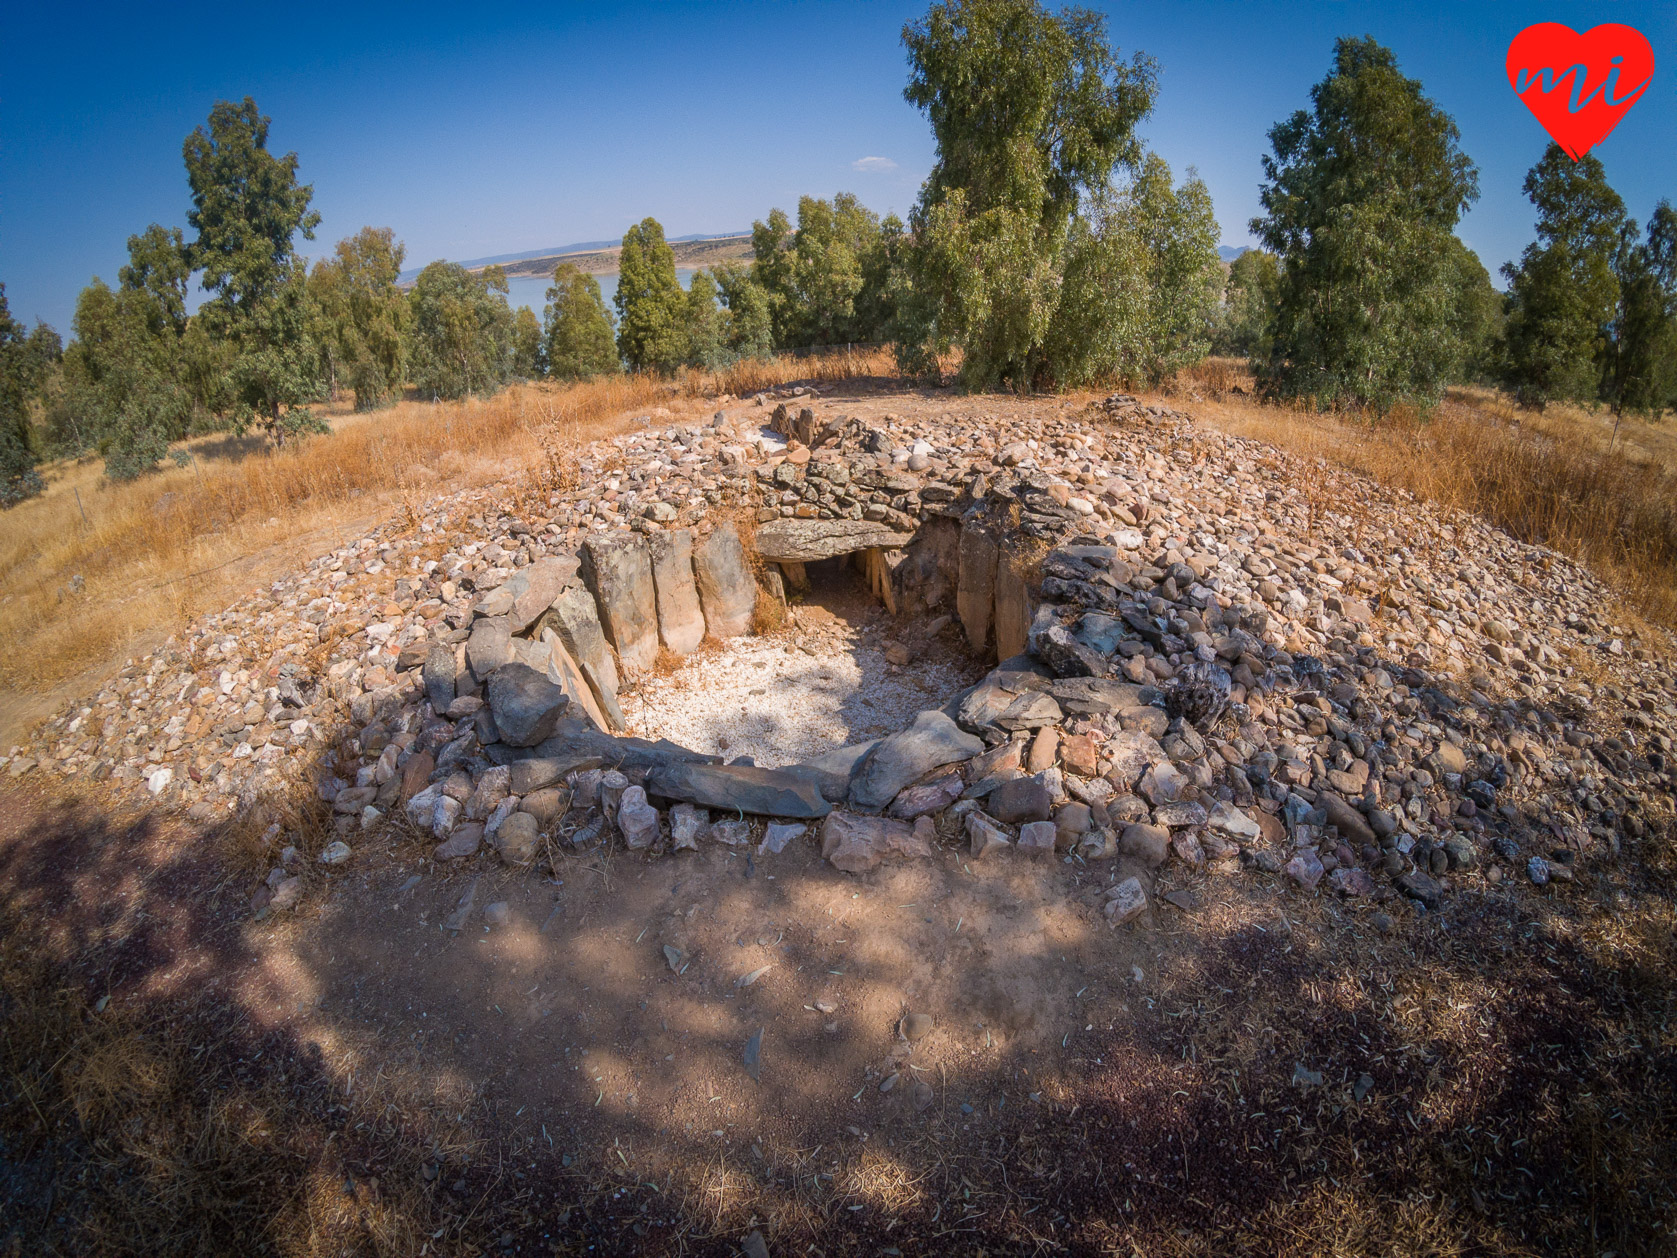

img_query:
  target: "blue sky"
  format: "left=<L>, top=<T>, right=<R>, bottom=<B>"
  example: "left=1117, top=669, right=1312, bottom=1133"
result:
left=3, top=1, right=1673, bottom=334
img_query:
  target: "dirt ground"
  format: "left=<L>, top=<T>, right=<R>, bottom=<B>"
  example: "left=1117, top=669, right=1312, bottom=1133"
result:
left=3, top=773, right=1674, bottom=1257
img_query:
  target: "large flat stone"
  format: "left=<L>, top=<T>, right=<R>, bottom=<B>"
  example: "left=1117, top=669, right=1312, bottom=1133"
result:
left=650, top=529, right=706, bottom=655
left=582, top=534, right=658, bottom=674
left=783, top=740, right=880, bottom=802
left=466, top=616, right=514, bottom=681
left=540, top=628, right=613, bottom=732
left=755, top=517, right=918, bottom=563
left=539, top=586, right=624, bottom=731
left=994, top=557, right=1033, bottom=662
left=646, top=760, right=832, bottom=818
left=957, top=516, right=998, bottom=654
left=1049, top=677, right=1151, bottom=715
left=848, top=710, right=985, bottom=812
left=693, top=522, right=756, bottom=638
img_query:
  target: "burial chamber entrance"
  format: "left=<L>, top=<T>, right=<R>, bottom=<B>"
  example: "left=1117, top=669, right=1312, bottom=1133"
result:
left=618, top=524, right=989, bottom=769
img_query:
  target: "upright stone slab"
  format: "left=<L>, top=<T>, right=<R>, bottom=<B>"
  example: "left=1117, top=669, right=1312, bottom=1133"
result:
left=994, top=557, right=1034, bottom=662
left=540, top=628, right=613, bottom=733
left=582, top=534, right=658, bottom=675
left=540, top=586, right=623, bottom=729
left=958, top=515, right=999, bottom=654
left=694, top=522, right=756, bottom=639
left=507, top=554, right=580, bottom=633
left=650, top=529, right=706, bottom=655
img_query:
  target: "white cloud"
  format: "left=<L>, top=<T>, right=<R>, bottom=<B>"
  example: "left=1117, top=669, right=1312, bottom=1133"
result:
left=851, top=156, right=898, bottom=173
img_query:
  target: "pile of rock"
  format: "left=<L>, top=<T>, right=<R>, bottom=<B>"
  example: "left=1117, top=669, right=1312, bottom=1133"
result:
left=11, top=384, right=1675, bottom=926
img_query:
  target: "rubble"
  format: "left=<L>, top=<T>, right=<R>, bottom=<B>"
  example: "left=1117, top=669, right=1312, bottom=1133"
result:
left=11, top=384, right=1674, bottom=924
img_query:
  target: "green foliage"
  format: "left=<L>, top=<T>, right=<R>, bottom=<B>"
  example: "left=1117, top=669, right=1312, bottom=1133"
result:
left=183, top=97, right=324, bottom=441
left=59, top=225, right=198, bottom=480
left=1606, top=201, right=1677, bottom=415
left=614, top=218, right=688, bottom=373
left=712, top=264, right=774, bottom=361
left=683, top=270, right=728, bottom=370
left=511, top=306, right=541, bottom=380
left=749, top=194, right=898, bottom=347
left=541, top=264, right=618, bottom=381
left=406, top=262, right=516, bottom=400
left=1251, top=37, right=1480, bottom=411
left=1499, top=145, right=1627, bottom=408
left=0, top=285, right=45, bottom=504
left=309, top=227, right=407, bottom=410
left=1443, top=237, right=1503, bottom=383
left=897, top=0, right=1157, bottom=388
left=1046, top=154, right=1222, bottom=387
left=1213, top=249, right=1280, bottom=357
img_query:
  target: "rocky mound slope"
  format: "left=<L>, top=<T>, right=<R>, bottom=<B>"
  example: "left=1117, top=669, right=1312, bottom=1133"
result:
left=10, top=388, right=1673, bottom=922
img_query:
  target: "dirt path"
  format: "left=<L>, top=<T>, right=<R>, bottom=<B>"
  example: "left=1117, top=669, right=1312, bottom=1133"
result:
left=3, top=781, right=1671, bottom=1256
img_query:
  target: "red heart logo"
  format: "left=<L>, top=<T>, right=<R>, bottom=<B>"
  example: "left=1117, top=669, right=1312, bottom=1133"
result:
left=1507, top=23, right=1655, bottom=160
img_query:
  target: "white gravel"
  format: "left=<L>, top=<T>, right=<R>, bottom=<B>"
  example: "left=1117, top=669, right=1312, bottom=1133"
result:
left=619, top=604, right=986, bottom=767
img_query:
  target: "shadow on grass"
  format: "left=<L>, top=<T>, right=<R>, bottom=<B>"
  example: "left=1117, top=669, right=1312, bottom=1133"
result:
left=2, top=758, right=1673, bottom=1256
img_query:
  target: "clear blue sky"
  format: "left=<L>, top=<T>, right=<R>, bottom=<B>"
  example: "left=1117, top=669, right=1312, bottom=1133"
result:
left=3, top=1, right=1673, bottom=335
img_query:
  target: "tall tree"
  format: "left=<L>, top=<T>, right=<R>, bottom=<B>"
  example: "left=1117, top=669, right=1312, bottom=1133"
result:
left=310, top=227, right=407, bottom=410
left=511, top=306, right=542, bottom=379
left=683, top=270, right=728, bottom=370
left=58, top=225, right=197, bottom=479
left=1500, top=145, right=1627, bottom=408
left=712, top=264, right=774, bottom=362
left=1251, top=37, right=1480, bottom=411
left=0, top=285, right=44, bottom=504
left=1213, top=249, right=1280, bottom=357
left=614, top=218, right=688, bottom=373
left=1606, top=201, right=1677, bottom=415
left=897, top=0, right=1157, bottom=388
left=749, top=194, right=896, bottom=347
left=406, top=262, right=516, bottom=400
left=183, top=97, right=324, bottom=442
left=541, top=263, right=618, bottom=381
left=1045, top=154, right=1221, bottom=387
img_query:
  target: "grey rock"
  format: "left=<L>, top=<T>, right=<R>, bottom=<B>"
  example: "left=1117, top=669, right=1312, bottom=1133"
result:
left=1037, top=624, right=1106, bottom=678
left=1285, top=848, right=1325, bottom=889
left=1104, top=877, right=1147, bottom=924
left=1320, top=791, right=1376, bottom=846
left=848, top=710, right=983, bottom=812
left=820, top=811, right=932, bottom=873
left=759, top=821, right=806, bottom=854
left=966, top=811, right=1011, bottom=858
left=424, top=644, right=457, bottom=716
left=646, top=760, right=831, bottom=818
left=539, top=587, right=625, bottom=729
left=784, top=740, right=880, bottom=802
left=496, top=812, right=541, bottom=865
left=989, top=776, right=1052, bottom=824
left=1049, top=676, right=1148, bottom=716
left=507, top=752, right=604, bottom=795
left=582, top=533, right=659, bottom=674
left=754, top=517, right=917, bottom=562
left=1120, top=823, right=1170, bottom=866
left=670, top=803, right=708, bottom=850
left=957, top=518, right=998, bottom=652
left=466, top=617, right=514, bottom=681
left=1017, top=820, right=1058, bottom=856
left=693, top=522, right=757, bottom=639
left=486, top=663, right=568, bottom=748
left=649, top=529, right=707, bottom=655
left=617, top=785, right=661, bottom=849
left=507, top=555, right=579, bottom=633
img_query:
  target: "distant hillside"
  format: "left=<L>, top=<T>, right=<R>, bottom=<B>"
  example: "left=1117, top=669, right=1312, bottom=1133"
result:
left=397, top=233, right=753, bottom=283
left=493, top=234, right=754, bottom=279
left=1218, top=245, right=1249, bottom=262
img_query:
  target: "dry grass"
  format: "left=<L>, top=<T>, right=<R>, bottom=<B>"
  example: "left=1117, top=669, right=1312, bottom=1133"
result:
left=0, top=348, right=894, bottom=739
left=1160, top=360, right=1677, bottom=630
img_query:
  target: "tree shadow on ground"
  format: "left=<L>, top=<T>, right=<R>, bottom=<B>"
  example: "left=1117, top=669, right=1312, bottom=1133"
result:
left=2, top=757, right=1673, bottom=1256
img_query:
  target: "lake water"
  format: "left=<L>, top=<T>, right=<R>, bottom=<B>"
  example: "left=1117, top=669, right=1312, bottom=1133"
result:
left=505, top=269, right=698, bottom=317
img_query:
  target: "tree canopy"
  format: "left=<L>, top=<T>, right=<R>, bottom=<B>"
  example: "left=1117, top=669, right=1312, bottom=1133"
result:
left=309, top=227, right=407, bottom=410
left=406, top=262, right=516, bottom=400
left=896, top=0, right=1158, bottom=389
left=541, top=264, right=618, bottom=381
left=184, top=97, right=324, bottom=441
left=614, top=219, right=689, bottom=373
left=1251, top=37, right=1480, bottom=410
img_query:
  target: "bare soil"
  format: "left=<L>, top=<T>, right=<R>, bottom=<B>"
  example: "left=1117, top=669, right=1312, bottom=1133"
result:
left=3, top=778, right=1673, bottom=1256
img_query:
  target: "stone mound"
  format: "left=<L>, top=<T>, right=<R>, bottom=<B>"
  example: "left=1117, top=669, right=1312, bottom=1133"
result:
left=14, top=385, right=1674, bottom=923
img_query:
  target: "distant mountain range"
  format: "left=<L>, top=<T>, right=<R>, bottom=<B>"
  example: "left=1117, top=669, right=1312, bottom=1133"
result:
left=1218, top=245, right=1249, bottom=262
left=397, top=232, right=750, bottom=282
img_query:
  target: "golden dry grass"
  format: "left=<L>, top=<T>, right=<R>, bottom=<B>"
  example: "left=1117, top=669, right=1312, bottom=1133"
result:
left=0, top=349, right=894, bottom=741
left=1158, top=358, right=1677, bottom=631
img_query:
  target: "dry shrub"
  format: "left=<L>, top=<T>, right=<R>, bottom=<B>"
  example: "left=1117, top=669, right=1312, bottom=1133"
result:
left=0, top=348, right=891, bottom=719
left=1184, top=380, right=1677, bottom=630
left=1161, top=355, right=1250, bottom=401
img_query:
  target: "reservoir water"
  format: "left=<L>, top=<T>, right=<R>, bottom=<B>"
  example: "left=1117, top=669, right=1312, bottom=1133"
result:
left=504, top=269, right=699, bottom=317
